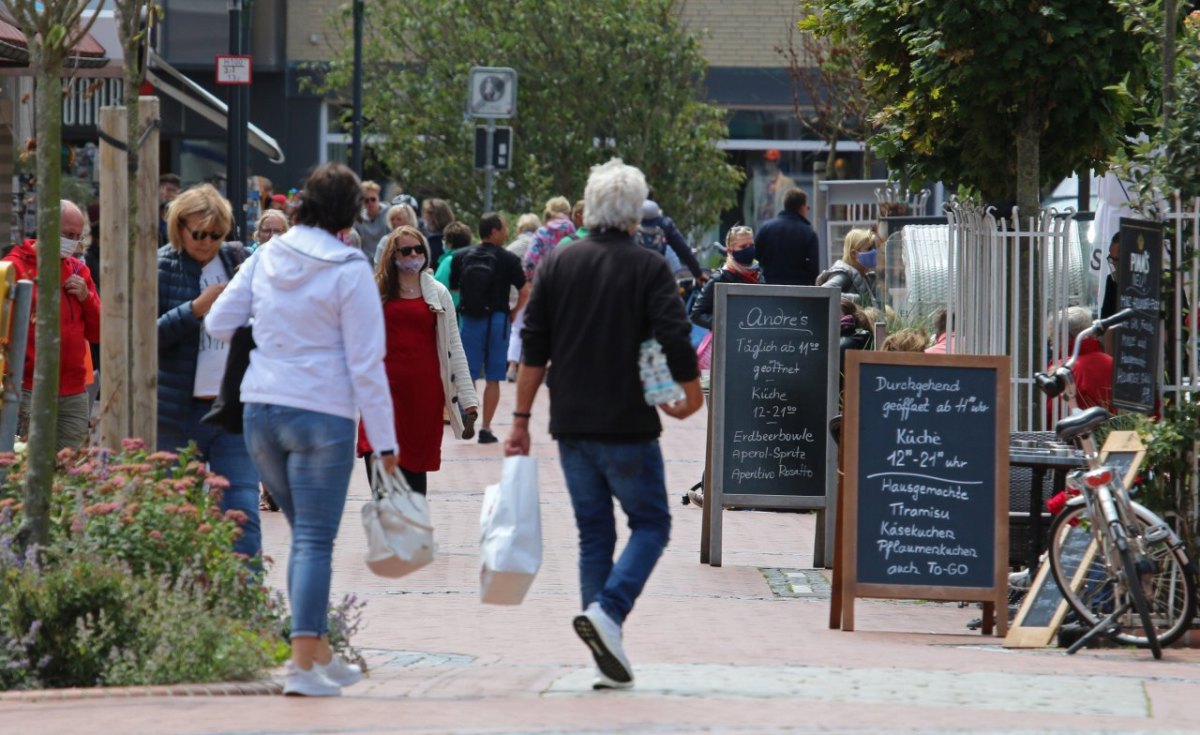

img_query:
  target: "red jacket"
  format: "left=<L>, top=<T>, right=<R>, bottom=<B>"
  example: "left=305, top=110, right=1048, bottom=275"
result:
left=2, top=240, right=101, bottom=395
left=1047, top=337, right=1112, bottom=424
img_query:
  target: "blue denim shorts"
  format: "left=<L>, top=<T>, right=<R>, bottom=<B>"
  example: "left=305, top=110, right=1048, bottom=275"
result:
left=460, top=312, right=510, bottom=381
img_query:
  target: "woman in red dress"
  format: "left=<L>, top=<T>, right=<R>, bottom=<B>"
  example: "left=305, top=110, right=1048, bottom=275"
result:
left=358, top=225, right=478, bottom=493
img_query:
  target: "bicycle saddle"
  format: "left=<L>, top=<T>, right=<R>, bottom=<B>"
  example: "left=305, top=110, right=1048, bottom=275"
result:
left=1054, top=406, right=1111, bottom=443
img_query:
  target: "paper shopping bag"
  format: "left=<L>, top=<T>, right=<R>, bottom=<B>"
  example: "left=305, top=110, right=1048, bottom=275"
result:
left=480, top=455, right=542, bottom=604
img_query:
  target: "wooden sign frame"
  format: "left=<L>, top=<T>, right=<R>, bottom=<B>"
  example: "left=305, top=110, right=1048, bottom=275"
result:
left=700, top=284, right=841, bottom=568
left=833, top=351, right=1010, bottom=635
left=1004, top=431, right=1143, bottom=647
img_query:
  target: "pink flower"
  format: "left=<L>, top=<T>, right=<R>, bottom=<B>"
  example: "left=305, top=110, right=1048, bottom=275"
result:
left=148, top=530, right=163, bottom=540
left=0, top=452, right=17, bottom=467
left=56, top=447, right=76, bottom=464
left=223, top=509, right=248, bottom=525
left=70, top=518, right=85, bottom=533
left=121, top=438, right=146, bottom=451
left=147, top=451, right=179, bottom=464
left=206, top=475, right=231, bottom=490
left=178, top=503, right=199, bottom=517
left=197, top=523, right=213, bottom=534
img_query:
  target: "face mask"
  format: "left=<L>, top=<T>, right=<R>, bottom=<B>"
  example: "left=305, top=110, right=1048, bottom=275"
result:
left=856, top=249, right=878, bottom=269
left=395, top=257, right=424, bottom=273
left=59, top=237, right=80, bottom=258
left=731, top=245, right=756, bottom=265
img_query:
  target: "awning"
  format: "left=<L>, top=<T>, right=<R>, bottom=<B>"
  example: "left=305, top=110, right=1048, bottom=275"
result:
left=146, top=50, right=285, bottom=164
left=0, top=10, right=115, bottom=74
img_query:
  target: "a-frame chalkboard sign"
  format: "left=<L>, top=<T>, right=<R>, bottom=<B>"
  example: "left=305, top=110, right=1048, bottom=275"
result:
left=833, top=351, right=1010, bottom=635
left=1004, top=432, right=1145, bottom=648
left=700, top=283, right=840, bottom=568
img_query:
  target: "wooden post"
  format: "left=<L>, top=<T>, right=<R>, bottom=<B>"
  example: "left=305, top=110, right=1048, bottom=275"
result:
left=130, top=97, right=159, bottom=446
left=98, top=107, right=129, bottom=447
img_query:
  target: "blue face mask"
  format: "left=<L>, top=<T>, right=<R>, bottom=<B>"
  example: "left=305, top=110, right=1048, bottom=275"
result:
left=856, top=249, right=878, bottom=269
left=731, top=245, right=756, bottom=265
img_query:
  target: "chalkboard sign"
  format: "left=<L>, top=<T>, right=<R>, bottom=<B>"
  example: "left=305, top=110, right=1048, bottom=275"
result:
left=1004, top=431, right=1140, bottom=648
left=836, top=351, right=1009, bottom=635
left=701, top=284, right=840, bottom=568
left=1004, top=525, right=1096, bottom=648
left=1112, top=218, right=1163, bottom=413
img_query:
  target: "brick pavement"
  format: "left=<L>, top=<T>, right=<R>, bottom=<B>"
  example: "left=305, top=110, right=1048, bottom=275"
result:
left=4, top=386, right=1200, bottom=734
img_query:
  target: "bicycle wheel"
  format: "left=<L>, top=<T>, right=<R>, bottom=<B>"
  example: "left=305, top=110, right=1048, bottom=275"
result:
left=1115, top=532, right=1162, bottom=658
left=1048, top=503, right=1196, bottom=648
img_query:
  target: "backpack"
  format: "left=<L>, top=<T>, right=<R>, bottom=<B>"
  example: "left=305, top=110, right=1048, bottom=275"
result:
left=636, top=222, right=668, bottom=255
left=456, top=246, right=498, bottom=318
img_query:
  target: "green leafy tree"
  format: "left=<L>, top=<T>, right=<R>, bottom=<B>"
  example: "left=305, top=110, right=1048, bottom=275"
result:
left=316, top=0, right=741, bottom=230
left=804, top=0, right=1147, bottom=217
left=6, top=0, right=105, bottom=550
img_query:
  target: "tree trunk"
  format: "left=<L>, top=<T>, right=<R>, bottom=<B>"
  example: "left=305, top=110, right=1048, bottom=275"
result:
left=1014, top=109, right=1041, bottom=428
left=18, top=65, right=65, bottom=551
left=124, top=54, right=141, bottom=442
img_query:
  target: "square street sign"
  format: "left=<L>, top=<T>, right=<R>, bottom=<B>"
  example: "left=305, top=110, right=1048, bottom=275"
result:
left=216, top=55, right=253, bottom=85
left=475, top=126, right=513, bottom=170
left=467, top=66, right=517, bottom=118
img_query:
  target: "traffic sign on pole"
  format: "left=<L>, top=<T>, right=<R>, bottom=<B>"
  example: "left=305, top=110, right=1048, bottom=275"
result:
left=467, top=66, right=518, bottom=118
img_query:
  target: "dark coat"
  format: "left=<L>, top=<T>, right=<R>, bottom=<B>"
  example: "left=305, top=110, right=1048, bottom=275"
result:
left=689, top=265, right=762, bottom=331
left=754, top=210, right=820, bottom=286
left=157, top=243, right=247, bottom=435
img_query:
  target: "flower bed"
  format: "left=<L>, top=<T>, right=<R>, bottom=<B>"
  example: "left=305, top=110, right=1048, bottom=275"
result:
left=0, top=440, right=292, bottom=690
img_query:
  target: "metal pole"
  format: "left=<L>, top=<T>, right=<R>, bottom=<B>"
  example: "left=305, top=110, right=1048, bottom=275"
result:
left=351, top=0, right=364, bottom=176
left=0, top=281, right=33, bottom=465
left=239, top=1, right=253, bottom=239
left=227, top=0, right=245, bottom=242
left=485, top=118, right=495, bottom=212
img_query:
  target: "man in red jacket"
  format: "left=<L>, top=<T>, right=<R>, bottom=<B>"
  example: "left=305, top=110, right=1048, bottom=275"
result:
left=3, top=200, right=101, bottom=449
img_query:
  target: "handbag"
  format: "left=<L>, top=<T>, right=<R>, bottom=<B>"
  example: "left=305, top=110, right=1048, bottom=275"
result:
left=361, top=459, right=436, bottom=578
left=696, top=330, right=713, bottom=371
left=201, top=325, right=255, bottom=433
left=479, top=456, right=542, bottom=605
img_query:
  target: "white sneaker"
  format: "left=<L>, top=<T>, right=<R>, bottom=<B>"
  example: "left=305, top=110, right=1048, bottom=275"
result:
left=283, top=662, right=342, bottom=697
left=592, top=666, right=634, bottom=690
left=315, top=655, right=363, bottom=688
left=573, top=602, right=633, bottom=685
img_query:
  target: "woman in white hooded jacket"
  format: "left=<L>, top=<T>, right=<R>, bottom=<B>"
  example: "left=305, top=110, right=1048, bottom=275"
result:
left=206, top=163, right=396, bottom=698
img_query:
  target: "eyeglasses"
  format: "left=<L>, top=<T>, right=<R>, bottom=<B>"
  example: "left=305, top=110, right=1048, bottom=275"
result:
left=258, top=228, right=285, bottom=237
left=397, top=245, right=425, bottom=257
left=190, top=229, right=224, bottom=241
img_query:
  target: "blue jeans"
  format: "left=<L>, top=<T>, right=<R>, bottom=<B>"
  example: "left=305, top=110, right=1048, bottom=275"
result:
left=243, top=403, right=356, bottom=638
left=158, top=398, right=262, bottom=560
left=558, top=439, right=671, bottom=625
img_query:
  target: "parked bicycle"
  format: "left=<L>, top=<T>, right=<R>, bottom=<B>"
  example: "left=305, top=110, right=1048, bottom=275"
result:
left=1035, top=308, right=1197, bottom=657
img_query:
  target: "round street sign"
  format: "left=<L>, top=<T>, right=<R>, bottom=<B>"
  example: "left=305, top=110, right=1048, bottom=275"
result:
left=468, top=66, right=518, bottom=119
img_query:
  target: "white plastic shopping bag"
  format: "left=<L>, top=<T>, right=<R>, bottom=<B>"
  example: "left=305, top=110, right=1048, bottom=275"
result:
left=479, top=455, right=542, bottom=604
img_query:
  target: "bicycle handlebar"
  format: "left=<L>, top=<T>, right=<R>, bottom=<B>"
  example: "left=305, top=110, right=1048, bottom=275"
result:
left=1033, top=308, right=1136, bottom=397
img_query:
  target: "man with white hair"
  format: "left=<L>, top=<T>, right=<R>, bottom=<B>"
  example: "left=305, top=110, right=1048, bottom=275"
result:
left=2, top=200, right=100, bottom=449
left=505, top=159, right=703, bottom=689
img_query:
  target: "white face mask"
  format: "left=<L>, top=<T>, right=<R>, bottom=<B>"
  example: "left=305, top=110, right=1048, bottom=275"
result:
left=395, top=257, right=423, bottom=272
left=59, top=237, right=80, bottom=258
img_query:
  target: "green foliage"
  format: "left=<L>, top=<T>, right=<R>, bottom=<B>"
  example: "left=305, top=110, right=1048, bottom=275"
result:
left=1135, top=399, right=1200, bottom=553
left=313, top=0, right=742, bottom=231
left=804, top=0, right=1148, bottom=206
left=0, top=442, right=294, bottom=690
left=1108, top=6, right=1200, bottom=215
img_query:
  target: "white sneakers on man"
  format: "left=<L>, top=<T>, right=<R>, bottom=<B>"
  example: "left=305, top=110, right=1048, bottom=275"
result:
left=283, top=655, right=363, bottom=697
left=573, top=602, right=634, bottom=687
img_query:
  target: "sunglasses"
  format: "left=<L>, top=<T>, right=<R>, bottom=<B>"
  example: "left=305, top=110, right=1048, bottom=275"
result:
left=258, top=228, right=285, bottom=237
left=397, top=245, right=425, bottom=257
left=190, top=229, right=224, bottom=241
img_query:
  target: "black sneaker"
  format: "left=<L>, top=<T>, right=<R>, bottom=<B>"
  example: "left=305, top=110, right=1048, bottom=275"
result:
left=461, top=411, right=476, bottom=440
left=478, top=428, right=498, bottom=444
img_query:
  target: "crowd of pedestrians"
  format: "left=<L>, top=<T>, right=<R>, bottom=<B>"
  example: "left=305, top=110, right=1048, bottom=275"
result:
left=16, top=152, right=926, bottom=698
